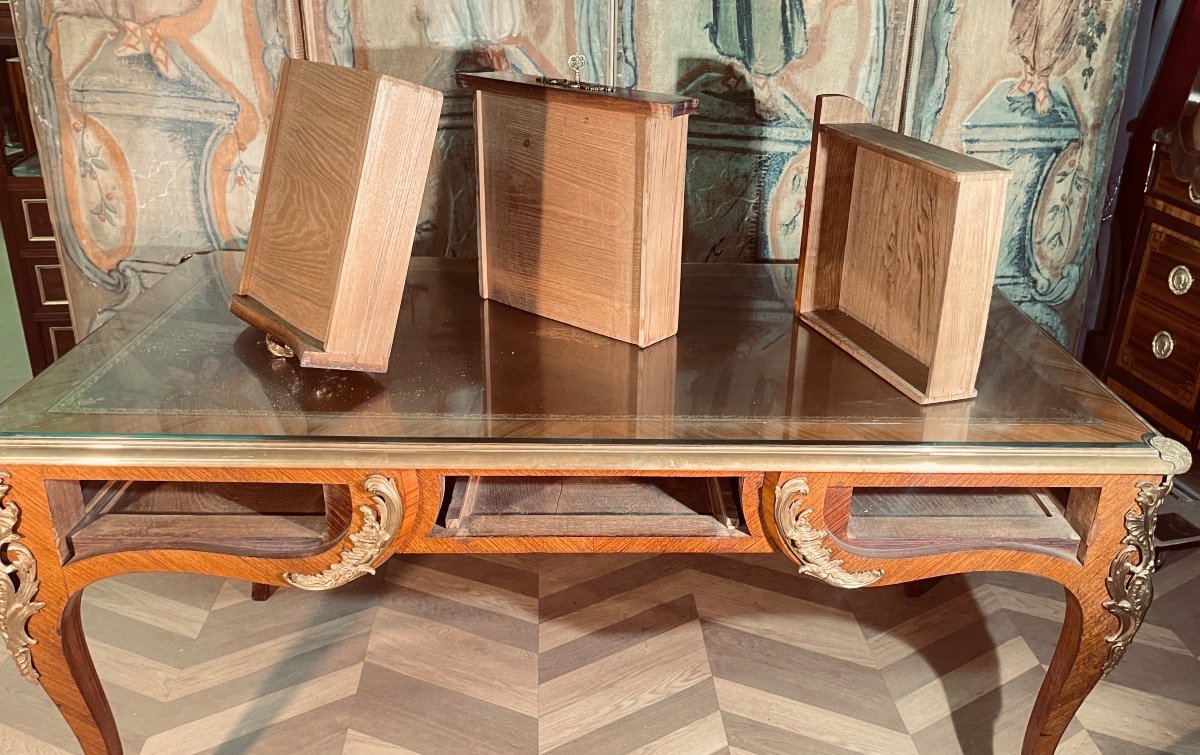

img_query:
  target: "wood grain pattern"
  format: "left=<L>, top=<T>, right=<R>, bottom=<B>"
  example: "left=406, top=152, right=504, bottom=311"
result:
left=638, top=116, right=690, bottom=346
left=412, top=470, right=772, bottom=554
left=477, top=92, right=640, bottom=340
left=474, top=90, right=492, bottom=300
left=58, top=479, right=336, bottom=560
left=839, top=148, right=955, bottom=364
left=1063, top=487, right=1101, bottom=563
left=796, top=95, right=872, bottom=315
left=322, top=70, right=441, bottom=366
left=1149, top=142, right=1200, bottom=214
left=438, top=475, right=743, bottom=537
left=238, top=58, right=376, bottom=340
left=85, top=480, right=329, bottom=515
left=795, top=94, right=1010, bottom=404
left=231, top=58, right=442, bottom=371
left=443, top=476, right=560, bottom=528
left=466, top=76, right=694, bottom=347
left=843, top=486, right=1080, bottom=556
left=1133, top=224, right=1200, bottom=317
left=445, top=514, right=740, bottom=538
left=321, top=483, right=352, bottom=541
left=825, top=123, right=1011, bottom=182
left=927, top=175, right=1010, bottom=401
left=458, top=72, right=698, bottom=119
left=0, top=252, right=1160, bottom=451
left=481, top=300, right=678, bottom=424
left=68, top=514, right=327, bottom=559
left=801, top=307, right=934, bottom=391
left=1107, top=372, right=1195, bottom=441
left=0, top=238, right=1178, bottom=755
left=1110, top=218, right=1200, bottom=412
left=1147, top=194, right=1200, bottom=225
left=42, top=478, right=84, bottom=560
left=847, top=485, right=1067, bottom=516
left=1115, top=295, right=1200, bottom=405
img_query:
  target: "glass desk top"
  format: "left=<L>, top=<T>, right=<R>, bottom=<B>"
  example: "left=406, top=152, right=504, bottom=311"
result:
left=0, top=251, right=1154, bottom=461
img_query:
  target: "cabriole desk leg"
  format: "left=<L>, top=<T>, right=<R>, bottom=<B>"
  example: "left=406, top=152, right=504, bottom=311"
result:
left=2, top=470, right=122, bottom=754
left=1023, top=464, right=1181, bottom=754
left=30, top=593, right=121, bottom=754
left=769, top=437, right=1189, bottom=755
left=5, top=469, right=407, bottom=754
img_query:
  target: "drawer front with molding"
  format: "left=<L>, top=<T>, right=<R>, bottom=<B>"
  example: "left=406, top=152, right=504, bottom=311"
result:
left=1137, top=223, right=1200, bottom=316
left=18, top=195, right=55, bottom=243
left=1150, top=151, right=1200, bottom=215
left=37, top=317, right=76, bottom=363
left=1115, top=295, right=1200, bottom=406
left=34, top=263, right=68, bottom=306
left=22, top=257, right=69, bottom=308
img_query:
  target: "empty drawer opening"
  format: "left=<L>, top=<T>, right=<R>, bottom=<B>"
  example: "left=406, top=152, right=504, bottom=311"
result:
left=435, top=476, right=746, bottom=538
left=61, top=480, right=348, bottom=561
left=832, top=486, right=1087, bottom=561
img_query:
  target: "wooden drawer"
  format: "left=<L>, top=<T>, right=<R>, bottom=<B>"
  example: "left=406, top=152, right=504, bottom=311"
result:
left=1150, top=150, right=1200, bottom=215
left=1136, top=223, right=1200, bottom=316
left=1115, top=295, right=1200, bottom=407
left=20, top=255, right=69, bottom=309
left=16, top=195, right=55, bottom=243
left=34, top=314, right=75, bottom=365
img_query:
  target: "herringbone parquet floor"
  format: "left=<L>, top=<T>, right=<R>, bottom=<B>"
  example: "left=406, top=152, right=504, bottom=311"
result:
left=3, top=547, right=1199, bottom=754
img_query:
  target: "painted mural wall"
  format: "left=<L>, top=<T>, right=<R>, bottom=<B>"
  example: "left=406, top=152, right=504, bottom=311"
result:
left=303, top=0, right=914, bottom=266
left=912, top=0, right=1140, bottom=343
left=11, top=0, right=302, bottom=330
left=622, top=1, right=914, bottom=263
left=14, top=0, right=1138, bottom=348
left=303, top=0, right=608, bottom=263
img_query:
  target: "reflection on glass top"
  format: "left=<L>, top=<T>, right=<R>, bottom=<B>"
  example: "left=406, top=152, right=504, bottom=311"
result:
left=0, top=251, right=1152, bottom=446
left=11, top=153, right=40, bottom=178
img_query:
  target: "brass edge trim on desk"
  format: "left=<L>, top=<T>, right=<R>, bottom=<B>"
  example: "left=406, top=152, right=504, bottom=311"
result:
left=0, top=472, right=46, bottom=683
left=1148, top=435, right=1191, bottom=475
left=0, top=439, right=1171, bottom=475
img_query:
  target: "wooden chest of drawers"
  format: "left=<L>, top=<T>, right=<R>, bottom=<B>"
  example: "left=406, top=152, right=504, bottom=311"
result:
left=0, top=5, right=75, bottom=375
left=2, top=184, right=76, bottom=373
left=1106, top=146, right=1200, bottom=444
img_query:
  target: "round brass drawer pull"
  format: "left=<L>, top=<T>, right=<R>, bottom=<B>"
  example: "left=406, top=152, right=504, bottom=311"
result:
left=1153, top=331, right=1175, bottom=360
left=1169, top=265, right=1194, bottom=295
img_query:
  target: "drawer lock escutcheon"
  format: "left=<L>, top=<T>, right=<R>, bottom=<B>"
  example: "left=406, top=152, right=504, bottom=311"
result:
left=1152, top=331, right=1175, bottom=360
left=1169, top=265, right=1194, bottom=295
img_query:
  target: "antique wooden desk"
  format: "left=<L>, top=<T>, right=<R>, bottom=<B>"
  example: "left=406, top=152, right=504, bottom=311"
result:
left=0, top=252, right=1188, bottom=754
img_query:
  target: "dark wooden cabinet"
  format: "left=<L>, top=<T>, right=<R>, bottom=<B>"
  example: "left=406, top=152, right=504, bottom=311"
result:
left=0, top=5, right=74, bottom=374
left=1106, top=141, right=1200, bottom=445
